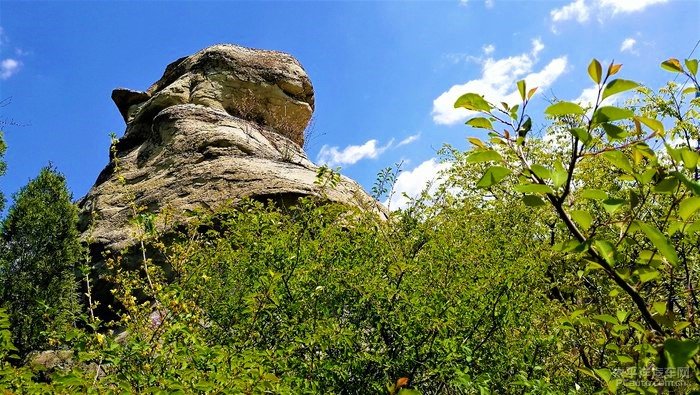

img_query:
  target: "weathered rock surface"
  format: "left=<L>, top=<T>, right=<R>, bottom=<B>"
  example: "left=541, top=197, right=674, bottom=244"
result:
left=79, top=44, right=385, bottom=256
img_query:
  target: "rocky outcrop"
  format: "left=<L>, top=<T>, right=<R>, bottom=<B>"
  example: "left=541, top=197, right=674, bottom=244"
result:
left=79, top=44, right=385, bottom=257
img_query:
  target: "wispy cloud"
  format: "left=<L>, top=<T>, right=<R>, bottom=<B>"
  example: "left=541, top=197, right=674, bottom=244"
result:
left=443, top=44, right=496, bottom=66
left=1, top=58, right=21, bottom=80
left=551, top=0, right=668, bottom=31
left=384, top=158, right=451, bottom=210
left=484, top=0, right=494, bottom=8
left=317, top=139, right=394, bottom=167
left=620, top=38, right=637, bottom=54
left=397, top=133, right=420, bottom=147
left=432, top=39, right=567, bottom=125
left=598, top=0, right=668, bottom=14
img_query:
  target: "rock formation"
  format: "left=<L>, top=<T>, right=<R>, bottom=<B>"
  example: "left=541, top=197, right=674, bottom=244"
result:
left=78, top=44, right=385, bottom=258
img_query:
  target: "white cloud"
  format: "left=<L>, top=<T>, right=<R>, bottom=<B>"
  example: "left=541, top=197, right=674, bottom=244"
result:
left=483, top=44, right=495, bottom=55
left=432, top=39, right=568, bottom=125
left=484, top=0, right=494, bottom=8
left=531, top=38, right=544, bottom=57
left=551, top=0, right=667, bottom=29
left=384, top=158, right=452, bottom=210
left=551, top=0, right=590, bottom=23
left=317, top=139, right=393, bottom=167
left=620, top=37, right=637, bottom=53
left=397, top=133, right=420, bottom=147
left=1, top=58, right=21, bottom=80
left=574, top=86, right=599, bottom=108
left=574, top=84, right=620, bottom=108
left=598, top=0, right=667, bottom=13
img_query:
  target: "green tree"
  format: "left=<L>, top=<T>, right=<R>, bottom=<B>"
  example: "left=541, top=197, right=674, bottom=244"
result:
left=454, top=57, right=700, bottom=391
left=0, top=166, right=81, bottom=358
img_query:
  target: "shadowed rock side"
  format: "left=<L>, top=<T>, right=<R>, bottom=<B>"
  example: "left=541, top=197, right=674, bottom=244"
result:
left=79, top=44, right=386, bottom=257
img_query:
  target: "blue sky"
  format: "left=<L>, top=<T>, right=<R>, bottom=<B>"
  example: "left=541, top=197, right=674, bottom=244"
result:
left=0, top=0, right=698, bottom=210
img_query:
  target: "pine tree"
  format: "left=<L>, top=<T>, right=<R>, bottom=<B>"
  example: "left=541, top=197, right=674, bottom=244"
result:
left=0, top=166, right=81, bottom=357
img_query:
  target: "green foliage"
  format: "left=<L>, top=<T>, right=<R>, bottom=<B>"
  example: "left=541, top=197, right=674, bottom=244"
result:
left=1, top=55, right=700, bottom=394
left=453, top=56, right=700, bottom=392
left=161, top=196, right=562, bottom=393
left=0, top=131, right=6, bottom=213
left=0, top=166, right=81, bottom=358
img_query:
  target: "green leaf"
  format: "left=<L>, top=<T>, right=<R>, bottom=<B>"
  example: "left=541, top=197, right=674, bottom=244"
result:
left=466, top=117, right=494, bottom=130
left=637, top=267, right=660, bottom=283
left=602, top=198, right=626, bottom=214
left=680, top=148, right=699, bottom=169
left=629, top=190, right=640, bottom=209
left=685, top=59, right=698, bottom=76
left=601, top=123, right=628, bottom=141
left=593, top=315, right=618, bottom=325
left=671, top=171, right=700, bottom=196
left=615, top=310, right=629, bottom=323
left=635, top=116, right=664, bottom=135
left=555, top=239, right=586, bottom=253
left=661, top=58, right=683, bottom=73
left=666, top=144, right=683, bottom=162
left=637, top=169, right=656, bottom=185
left=592, top=106, right=635, bottom=124
left=653, top=177, right=679, bottom=194
left=570, top=210, right=593, bottom=231
left=476, top=166, right=511, bottom=188
left=455, top=93, right=492, bottom=112
left=522, top=194, right=546, bottom=207
left=514, top=183, right=555, bottom=194
left=467, top=137, right=486, bottom=148
left=674, top=321, right=691, bottom=332
left=634, top=220, right=678, bottom=265
left=653, top=301, right=667, bottom=315
left=588, top=59, right=602, bottom=84
left=517, top=80, right=526, bottom=101
left=466, top=150, right=503, bottom=163
left=530, top=164, right=552, bottom=181
left=510, top=104, right=520, bottom=120
left=663, top=339, right=699, bottom=368
left=679, top=196, right=700, bottom=220
left=682, top=86, right=698, bottom=96
left=552, top=161, right=567, bottom=188
left=581, top=189, right=607, bottom=200
left=602, top=79, right=640, bottom=100
left=616, top=355, right=634, bottom=364
left=602, top=151, right=633, bottom=173
left=545, top=101, right=585, bottom=116
left=569, top=128, right=592, bottom=145
left=592, top=240, right=616, bottom=265
left=637, top=250, right=663, bottom=265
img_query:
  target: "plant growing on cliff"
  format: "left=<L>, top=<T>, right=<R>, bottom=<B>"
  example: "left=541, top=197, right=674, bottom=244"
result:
left=0, top=131, right=6, bottom=213
left=0, top=166, right=81, bottom=358
left=453, top=57, right=700, bottom=392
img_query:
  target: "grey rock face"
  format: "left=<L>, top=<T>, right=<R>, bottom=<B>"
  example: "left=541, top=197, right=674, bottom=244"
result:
left=79, top=44, right=385, bottom=256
